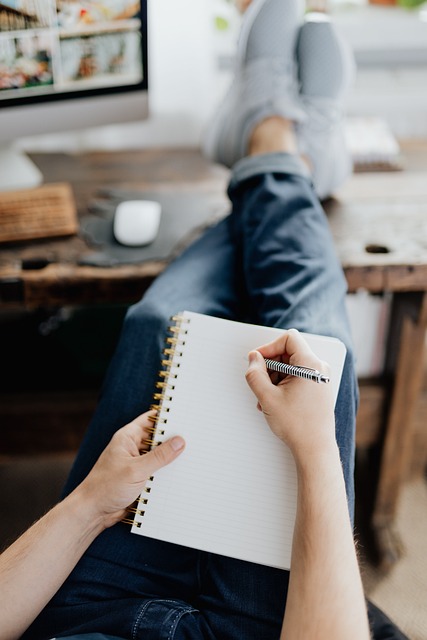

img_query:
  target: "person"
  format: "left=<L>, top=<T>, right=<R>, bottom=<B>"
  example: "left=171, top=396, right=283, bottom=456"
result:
left=0, top=1, right=408, bottom=638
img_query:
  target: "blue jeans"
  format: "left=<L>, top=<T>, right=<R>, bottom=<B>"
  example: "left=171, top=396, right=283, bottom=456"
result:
left=25, top=154, right=357, bottom=640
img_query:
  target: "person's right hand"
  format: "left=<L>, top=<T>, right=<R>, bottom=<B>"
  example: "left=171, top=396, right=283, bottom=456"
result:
left=245, top=328, right=337, bottom=461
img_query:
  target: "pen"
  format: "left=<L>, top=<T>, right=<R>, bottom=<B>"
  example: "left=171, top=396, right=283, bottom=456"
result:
left=264, top=358, right=330, bottom=384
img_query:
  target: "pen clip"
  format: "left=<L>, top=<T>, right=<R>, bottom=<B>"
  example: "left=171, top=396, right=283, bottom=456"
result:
left=297, top=366, right=321, bottom=375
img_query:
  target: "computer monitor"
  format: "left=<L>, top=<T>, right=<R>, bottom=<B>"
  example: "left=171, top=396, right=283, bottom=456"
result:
left=0, top=0, right=149, bottom=190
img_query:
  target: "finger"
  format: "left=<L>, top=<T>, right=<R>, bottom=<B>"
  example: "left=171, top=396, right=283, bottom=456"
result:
left=245, top=350, right=277, bottom=409
left=119, top=412, right=158, bottom=454
left=256, top=329, right=321, bottom=368
left=139, top=436, right=185, bottom=477
left=131, top=410, right=157, bottom=434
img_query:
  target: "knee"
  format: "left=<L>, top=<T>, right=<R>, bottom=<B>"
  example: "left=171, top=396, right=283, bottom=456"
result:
left=124, top=297, right=170, bottom=338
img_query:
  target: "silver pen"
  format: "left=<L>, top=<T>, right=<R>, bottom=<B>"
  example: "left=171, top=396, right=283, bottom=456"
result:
left=264, top=358, right=330, bottom=384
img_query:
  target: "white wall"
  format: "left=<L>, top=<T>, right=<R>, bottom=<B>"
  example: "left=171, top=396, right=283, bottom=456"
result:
left=336, top=6, right=427, bottom=138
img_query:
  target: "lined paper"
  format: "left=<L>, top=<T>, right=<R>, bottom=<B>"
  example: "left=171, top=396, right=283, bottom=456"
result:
left=132, top=311, right=346, bottom=570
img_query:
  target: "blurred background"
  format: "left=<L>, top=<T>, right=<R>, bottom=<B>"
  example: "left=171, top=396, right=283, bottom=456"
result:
left=14, top=0, right=427, bottom=154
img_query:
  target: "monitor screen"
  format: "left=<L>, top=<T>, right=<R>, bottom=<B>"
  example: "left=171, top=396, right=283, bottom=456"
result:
left=0, top=1, right=149, bottom=189
left=0, top=1, right=147, bottom=107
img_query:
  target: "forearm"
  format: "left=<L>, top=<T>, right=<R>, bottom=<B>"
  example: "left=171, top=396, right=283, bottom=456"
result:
left=0, top=488, right=105, bottom=640
left=0, top=417, right=185, bottom=640
left=281, top=444, right=370, bottom=640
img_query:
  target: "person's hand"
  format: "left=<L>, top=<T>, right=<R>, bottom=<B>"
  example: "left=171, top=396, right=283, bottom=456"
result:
left=75, top=412, right=185, bottom=529
left=245, top=329, right=336, bottom=461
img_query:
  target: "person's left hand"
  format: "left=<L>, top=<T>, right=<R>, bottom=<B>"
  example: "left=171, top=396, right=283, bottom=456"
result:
left=76, top=411, right=185, bottom=528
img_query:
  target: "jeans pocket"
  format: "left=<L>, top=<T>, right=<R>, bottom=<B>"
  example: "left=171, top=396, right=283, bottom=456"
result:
left=132, top=599, right=206, bottom=640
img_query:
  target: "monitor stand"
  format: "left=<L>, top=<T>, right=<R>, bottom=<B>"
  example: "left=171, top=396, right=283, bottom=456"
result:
left=0, top=146, right=43, bottom=191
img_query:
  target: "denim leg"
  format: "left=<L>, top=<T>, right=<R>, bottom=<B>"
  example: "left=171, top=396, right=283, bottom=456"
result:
left=197, top=154, right=358, bottom=640
left=25, top=216, right=239, bottom=640
left=197, top=554, right=289, bottom=640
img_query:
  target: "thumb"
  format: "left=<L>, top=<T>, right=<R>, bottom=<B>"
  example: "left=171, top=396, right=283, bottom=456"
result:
left=245, top=350, right=275, bottom=408
left=140, top=436, right=185, bottom=478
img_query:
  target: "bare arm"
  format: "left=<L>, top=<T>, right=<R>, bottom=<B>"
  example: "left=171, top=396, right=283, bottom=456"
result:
left=0, top=413, right=185, bottom=640
left=246, top=330, right=370, bottom=640
left=283, top=446, right=368, bottom=639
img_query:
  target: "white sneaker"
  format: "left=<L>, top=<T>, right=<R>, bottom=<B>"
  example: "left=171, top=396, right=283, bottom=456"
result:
left=203, top=0, right=304, bottom=168
left=296, top=14, right=356, bottom=199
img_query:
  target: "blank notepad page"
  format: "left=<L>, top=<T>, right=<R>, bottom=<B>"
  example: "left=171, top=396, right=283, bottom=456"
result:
left=131, top=311, right=346, bottom=570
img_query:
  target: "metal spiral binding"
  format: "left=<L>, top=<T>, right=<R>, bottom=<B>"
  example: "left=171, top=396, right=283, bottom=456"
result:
left=123, top=313, right=190, bottom=527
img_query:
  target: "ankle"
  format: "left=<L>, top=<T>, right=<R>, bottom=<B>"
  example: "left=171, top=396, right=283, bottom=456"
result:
left=248, top=117, right=298, bottom=157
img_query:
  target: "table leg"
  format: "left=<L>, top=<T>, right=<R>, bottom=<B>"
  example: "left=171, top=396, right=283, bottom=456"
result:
left=371, top=291, right=427, bottom=571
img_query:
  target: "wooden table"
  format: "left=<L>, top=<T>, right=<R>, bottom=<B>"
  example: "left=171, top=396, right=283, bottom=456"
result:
left=327, top=143, right=427, bottom=570
left=1, top=144, right=427, bottom=571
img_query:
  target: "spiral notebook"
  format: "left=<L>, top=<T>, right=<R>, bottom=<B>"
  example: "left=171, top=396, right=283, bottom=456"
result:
left=129, top=311, right=346, bottom=570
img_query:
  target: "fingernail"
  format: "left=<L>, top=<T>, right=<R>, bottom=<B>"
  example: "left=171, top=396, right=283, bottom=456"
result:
left=170, top=436, right=185, bottom=451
